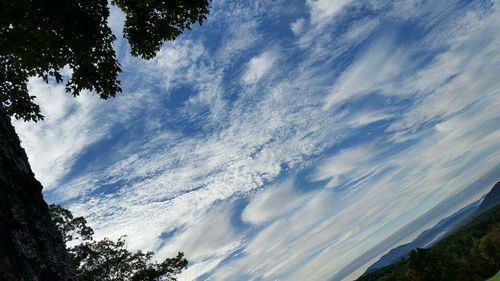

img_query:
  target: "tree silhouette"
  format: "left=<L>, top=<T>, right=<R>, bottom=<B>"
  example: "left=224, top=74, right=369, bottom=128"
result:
left=49, top=204, right=187, bottom=281
left=0, top=0, right=210, bottom=121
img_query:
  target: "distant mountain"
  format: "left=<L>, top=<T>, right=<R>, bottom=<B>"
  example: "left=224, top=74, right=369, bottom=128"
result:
left=358, top=182, right=500, bottom=281
left=475, top=181, right=500, bottom=214
left=364, top=181, right=500, bottom=275
left=356, top=198, right=500, bottom=281
left=364, top=199, right=482, bottom=274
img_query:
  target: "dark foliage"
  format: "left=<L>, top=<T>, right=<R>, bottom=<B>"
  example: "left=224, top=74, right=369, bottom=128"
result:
left=0, top=0, right=210, bottom=121
left=49, top=204, right=94, bottom=244
left=113, top=0, right=209, bottom=59
left=357, top=205, right=500, bottom=281
left=49, top=204, right=187, bottom=281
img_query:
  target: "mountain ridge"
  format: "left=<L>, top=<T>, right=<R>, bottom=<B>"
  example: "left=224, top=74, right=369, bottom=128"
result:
left=362, top=180, right=500, bottom=277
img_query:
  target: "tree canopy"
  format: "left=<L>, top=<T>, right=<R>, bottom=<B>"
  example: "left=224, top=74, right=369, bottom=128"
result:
left=0, top=0, right=210, bottom=121
left=49, top=204, right=187, bottom=281
left=356, top=205, right=500, bottom=281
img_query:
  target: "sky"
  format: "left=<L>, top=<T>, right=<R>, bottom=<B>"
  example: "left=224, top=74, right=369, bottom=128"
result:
left=13, top=0, right=500, bottom=280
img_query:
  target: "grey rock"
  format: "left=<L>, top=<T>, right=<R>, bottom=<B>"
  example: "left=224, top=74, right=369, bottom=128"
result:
left=0, top=107, right=74, bottom=281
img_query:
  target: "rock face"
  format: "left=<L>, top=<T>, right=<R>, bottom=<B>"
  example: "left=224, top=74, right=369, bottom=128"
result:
left=0, top=108, right=73, bottom=280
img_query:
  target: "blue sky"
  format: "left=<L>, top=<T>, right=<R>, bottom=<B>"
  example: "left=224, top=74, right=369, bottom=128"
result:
left=14, top=0, right=500, bottom=280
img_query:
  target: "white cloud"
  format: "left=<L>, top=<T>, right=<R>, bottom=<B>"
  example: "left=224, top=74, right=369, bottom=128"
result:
left=388, top=7, right=500, bottom=138
left=242, top=51, right=278, bottom=84
left=13, top=79, right=122, bottom=189
left=313, top=146, right=378, bottom=188
left=322, top=33, right=412, bottom=110
left=157, top=200, right=241, bottom=262
left=241, top=179, right=309, bottom=225
left=290, top=18, right=306, bottom=35
left=212, top=93, right=499, bottom=280
left=306, top=0, right=352, bottom=23
left=347, top=109, right=394, bottom=128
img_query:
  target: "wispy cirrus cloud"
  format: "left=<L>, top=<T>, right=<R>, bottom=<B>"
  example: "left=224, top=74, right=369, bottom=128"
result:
left=242, top=51, right=278, bottom=84
left=306, top=0, right=352, bottom=23
left=313, top=146, right=378, bottom=188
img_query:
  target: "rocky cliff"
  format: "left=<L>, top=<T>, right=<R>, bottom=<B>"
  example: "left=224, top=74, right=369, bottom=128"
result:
left=0, top=108, right=73, bottom=280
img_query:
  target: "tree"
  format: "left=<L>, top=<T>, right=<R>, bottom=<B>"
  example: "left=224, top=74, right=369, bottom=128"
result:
left=0, top=2, right=209, bottom=279
left=49, top=204, right=187, bottom=281
left=0, top=0, right=210, bottom=121
left=407, top=248, right=458, bottom=281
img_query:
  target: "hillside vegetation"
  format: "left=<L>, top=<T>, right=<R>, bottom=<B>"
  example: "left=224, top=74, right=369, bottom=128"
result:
left=357, top=205, right=500, bottom=281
